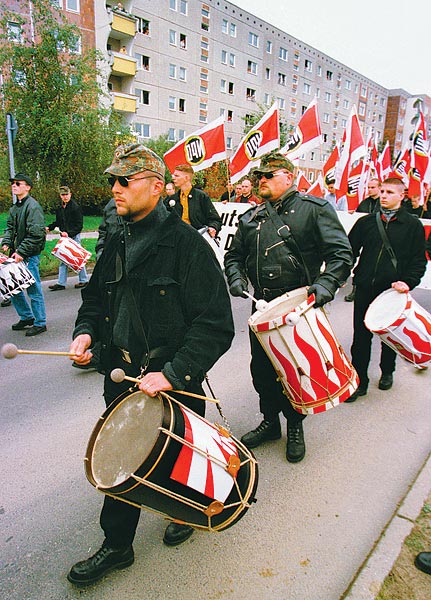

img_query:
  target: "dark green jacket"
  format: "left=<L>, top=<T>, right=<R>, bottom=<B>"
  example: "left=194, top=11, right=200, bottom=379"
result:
left=2, top=195, right=46, bottom=258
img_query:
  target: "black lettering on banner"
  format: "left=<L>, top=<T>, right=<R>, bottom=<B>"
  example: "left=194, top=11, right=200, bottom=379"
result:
left=185, top=136, right=205, bottom=164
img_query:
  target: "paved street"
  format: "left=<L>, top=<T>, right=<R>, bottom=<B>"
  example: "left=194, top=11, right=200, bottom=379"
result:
left=1, top=278, right=431, bottom=600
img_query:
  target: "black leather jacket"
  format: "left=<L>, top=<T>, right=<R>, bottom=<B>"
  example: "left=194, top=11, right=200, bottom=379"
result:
left=166, top=187, right=222, bottom=233
left=224, top=186, right=353, bottom=300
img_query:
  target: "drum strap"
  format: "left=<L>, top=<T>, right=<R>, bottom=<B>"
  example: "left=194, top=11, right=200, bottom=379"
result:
left=375, top=213, right=398, bottom=273
left=264, top=200, right=312, bottom=285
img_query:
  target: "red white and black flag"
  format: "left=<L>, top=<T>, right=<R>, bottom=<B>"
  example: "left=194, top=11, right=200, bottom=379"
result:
left=280, top=97, right=322, bottom=160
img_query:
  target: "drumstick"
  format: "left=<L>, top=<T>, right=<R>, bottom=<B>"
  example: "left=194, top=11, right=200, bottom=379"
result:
left=110, top=369, right=220, bottom=403
left=243, top=291, right=268, bottom=312
left=1, top=343, right=75, bottom=359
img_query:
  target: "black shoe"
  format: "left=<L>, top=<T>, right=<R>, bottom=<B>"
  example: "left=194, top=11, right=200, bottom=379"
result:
left=75, top=282, right=88, bottom=289
left=11, top=318, right=34, bottom=330
left=1, top=298, right=12, bottom=307
left=415, top=552, right=431, bottom=575
left=49, top=284, right=66, bottom=291
left=344, top=386, right=368, bottom=403
left=286, top=421, right=306, bottom=463
left=378, top=374, right=393, bottom=390
left=344, top=291, right=355, bottom=302
left=163, top=523, right=194, bottom=546
left=240, top=418, right=282, bottom=449
left=25, top=325, right=47, bottom=337
left=67, top=544, right=134, bottom=586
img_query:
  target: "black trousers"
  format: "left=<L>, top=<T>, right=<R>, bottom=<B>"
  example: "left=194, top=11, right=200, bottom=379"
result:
left=350, top=285, right=397, bottom=388
left=249, top=330, right=305, bottom=426
left=99, top=354, right=205, bottom=549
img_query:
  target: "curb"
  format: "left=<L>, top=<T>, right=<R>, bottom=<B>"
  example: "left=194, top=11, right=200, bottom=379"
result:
left=342, top=450, right=431, bottom=599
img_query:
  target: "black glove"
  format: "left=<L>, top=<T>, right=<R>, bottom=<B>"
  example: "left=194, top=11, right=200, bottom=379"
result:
left=308, top=283, right=334, bottom=308
left=229, top=279, right=248, bottom=298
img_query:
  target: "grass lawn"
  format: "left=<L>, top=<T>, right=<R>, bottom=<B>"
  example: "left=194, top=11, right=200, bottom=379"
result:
left=0, top=212, right=102, bottom=234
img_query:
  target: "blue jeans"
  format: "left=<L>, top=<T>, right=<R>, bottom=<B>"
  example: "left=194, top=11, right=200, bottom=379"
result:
left=57, top=234, right=88, bottom=286
left=11, top=255, right=47, bottom=327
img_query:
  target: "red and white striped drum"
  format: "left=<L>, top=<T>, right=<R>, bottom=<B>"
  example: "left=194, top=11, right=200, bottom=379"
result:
left=0, top=254, right=36, bottom=300
left=85, top=389, right=258, bottom=531
left=248, top=287, right=359, bottom=415
left=51, top=237, right=91, bottom=273
left=364, top=289, right=431, bottom=367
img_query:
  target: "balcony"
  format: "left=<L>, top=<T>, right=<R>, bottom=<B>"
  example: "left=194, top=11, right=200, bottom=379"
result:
left=112, top=92, right=137, bottom=113
left=111, top=52, right=137, bottom=77
left=110, top=10, right=136, bottom=40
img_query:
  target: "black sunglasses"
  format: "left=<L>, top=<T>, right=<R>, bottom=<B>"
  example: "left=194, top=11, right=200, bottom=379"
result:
left=11, top=181, right=24, bottom=186
left=254, top=171, right=288, bottom=181
left=107, top=174, right=158, bottom=187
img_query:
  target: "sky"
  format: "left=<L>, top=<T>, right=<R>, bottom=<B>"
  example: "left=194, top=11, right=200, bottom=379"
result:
left=233, top=0, right=430, bottom=96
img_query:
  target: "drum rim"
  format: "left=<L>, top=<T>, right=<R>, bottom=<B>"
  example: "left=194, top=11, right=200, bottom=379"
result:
left=248, top=287, right=308, bottom=329
left=364, top=289, right=410, bottom=331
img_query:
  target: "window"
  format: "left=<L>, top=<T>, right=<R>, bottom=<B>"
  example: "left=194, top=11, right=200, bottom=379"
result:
left=326, top=70, right=333, bottom=81
left=317, top=65, right=322, bottom=76
left=199, top=113, right=207, bottom=123
left=305, top=59, right=312, bottom=72
left=247, top=60, right=257, bottom=75
left=229, top=53, right=235, bottom=67
left=168, top=128, right=176, bottom=141
left=135, top=123, right=151, bottom=139
left=361, top=85, right=367, bottom=96
left=325, top=91, right=332, bottom=102
left=227, top=110, right=233, bottom=122
left=246, top=88, right=256, bottom=101
left=343, top=99, right=349, bottom=109
left=293, top=63, right=299, bottom=72
left=230, top=23, right=236, bottom=37
left=69, top=34, right=81, bottom=54
left=226, top=137, right=233, bottom=150
left=179, top=66, right=186, bottom=81
left=7, top=22, right=23, bottom=43
left=179, top=98, right=185, bottom=112
left=279, top=47, right=288, bottom=61
left=169, top=96, right=176, bottom=110
left=169, top=64, right=176, bottom=78
left=264, top=93, right=270, bottom=106
left=220, top=108, right=226, bottom=117
left=221, top=50, right=227, bottom=64
left=137, top=18, right=150, bottom=35
left=248, top=32, right=259, bottom=47
left=380, top=97, right=385, bottom=107
left=220, top=79, right=227, bottom=93
left=378, top=114, right=383, bottom=123
left=13, top=70, right=26, bottom=85
left=358, top=102, right=366, bottom=116
left=137, top=89, right=150, bottom=105
left=322, top=133, right=328, bottom=143
left=345, top=79, right=351, bottom=90
left=323, top=113, right=330, bottom=123
left=136, top=54, right=150, bottom=70
left=316, top=87, right=320, bottom=98
left=201, top=7, right=209, bottom=17
left=169, top=29, right=177, bottom=45
left=179, top=129, right=185, bottom=140
left=341, top=118, right=347, bottom=128
left=266, top=40, right=272, bottom=53
left=278, top=73, right=286, bottom=86
left=303, top=82, right=311, bottom=95
left=66, top=0, right=79, bottom=11
left=265, top=67, right=271, bottom=80
left=222, top=19, right=228, bottom=34
left=199, top=101, right=207, bottom=111
left=180, top=0, right=188, bottom=15
left=228, top=81, right=234, bottom=94
left=278, top=97, right=285, bottom=110
left=169, top=0, right=176, bottom=9
left=180, top=33, right=187, bottom=49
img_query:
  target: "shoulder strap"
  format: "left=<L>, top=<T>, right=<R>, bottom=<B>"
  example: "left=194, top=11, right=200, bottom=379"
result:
left=264, top=199, right=312, bottom=285
left=375, top=212, right=398, bottom=272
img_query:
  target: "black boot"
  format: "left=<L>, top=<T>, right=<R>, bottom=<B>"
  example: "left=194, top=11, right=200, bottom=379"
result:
left=163, top=522, right=194, bottom=546
left=67, top=545, right=134, bottom=586
left=240, top=418, right=281, bottom=449
left=415, top=552, right=431, bottom=575
left=286, top=421, right=305, bottom=463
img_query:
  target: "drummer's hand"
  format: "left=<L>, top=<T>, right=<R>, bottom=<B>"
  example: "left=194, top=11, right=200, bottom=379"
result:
left=392, top=281, right=410, bottom=293
left=229, top=279, right=248, bottom=298
left=1, top=244, right=8, bottom=252
left=11, top=252, right=24, bottom=263
left=138, top=372, right=173, bottom=397
left=308, top=283, right=334, bottom=307
left=207, top=227, right=217, bottom=238
left=69, top=334, right=93, bottom=364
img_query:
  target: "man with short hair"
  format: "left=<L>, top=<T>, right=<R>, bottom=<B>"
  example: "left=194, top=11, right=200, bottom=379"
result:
left=224, top=151, right=352, bottom=463
left=1, top=173, right=47, bottom=336
left=236, top=178, right=260, bottom=205
left=67, top=143, right=234, bottom=586
left=47, top=186, right=89, bottom=291
left=325, top=177, right=348, bottom=211
left=346, top=177, right=426, bottom=402
left=164, top=181, right=176, bottom=197
left=170, top=164, right=222, bottom=238
left=356, top=178, right=381, bottom=213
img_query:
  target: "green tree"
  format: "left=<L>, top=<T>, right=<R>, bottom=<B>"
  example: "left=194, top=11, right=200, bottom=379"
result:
left=0, top=0, right=130, bottom=212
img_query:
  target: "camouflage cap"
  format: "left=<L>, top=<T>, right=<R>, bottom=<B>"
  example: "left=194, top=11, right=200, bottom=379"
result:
left=105, top=143, right=165, bottom=179
left=59, top=185, right=71, bottom=194
left=253, top=151, right=295, bottom=175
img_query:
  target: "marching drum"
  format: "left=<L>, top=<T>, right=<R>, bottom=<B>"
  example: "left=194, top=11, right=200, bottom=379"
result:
left=0, top=255, right=35, bottom=300
left=249, top=287, right=359, bottom=415
left=51, top=237, right=91, bottom=273
left=364, top=289, right=431, bottom=367
left=85, top=389, right=258, bottom=531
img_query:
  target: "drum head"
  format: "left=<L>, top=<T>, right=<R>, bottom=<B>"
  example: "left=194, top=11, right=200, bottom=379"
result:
left=250, top=287, right=307, bottom=326
left=364, top=289, right=408, bottom=331
left=90, top=391, right=164, bottom=488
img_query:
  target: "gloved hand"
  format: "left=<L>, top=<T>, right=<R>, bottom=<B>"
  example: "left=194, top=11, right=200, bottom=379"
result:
left=229, top=279, right=248, bottom=298
left=308, top=283, right=334, bottom=308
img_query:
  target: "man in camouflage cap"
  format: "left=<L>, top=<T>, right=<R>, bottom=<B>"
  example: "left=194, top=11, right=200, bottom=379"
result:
left=67, top=143, right=234, bottom=586
left=224, top=150, right=353, bottom=464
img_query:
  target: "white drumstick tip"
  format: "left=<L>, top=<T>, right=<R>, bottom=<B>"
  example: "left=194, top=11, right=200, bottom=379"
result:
left=255, top=299, right=268, bottom=312
left=110, top=368, right=126, bottom=383
left=286, top=312, right=301, bottom=326
left=1, top=343, right=18, bottom=359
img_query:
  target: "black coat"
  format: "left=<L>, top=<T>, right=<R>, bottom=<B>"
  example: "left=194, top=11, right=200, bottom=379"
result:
left=47, top=198, right=83, bottom=238
left=224, top=186, right=353, bottom=299
left=348, top=206, right=426, bottom=291
left=73, top=207, right=234, bottom=390
left=167, top=187, right=222, bottom=233
left=356, top=196, right=380, bottom=213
